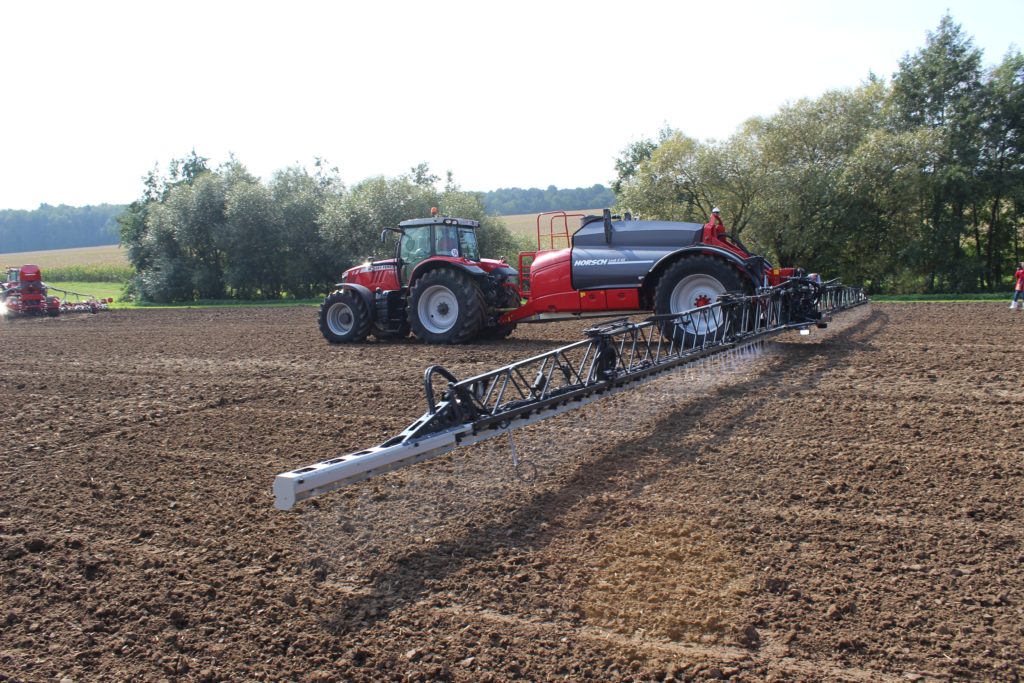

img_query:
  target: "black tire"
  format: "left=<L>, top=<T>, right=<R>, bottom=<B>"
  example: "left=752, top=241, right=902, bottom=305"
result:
left=653, top=255, right=748, bottom=346
left=408, top=269, right=485, bottom=344
left=479, top=321, right=516, bottom=340
left=479, top=286, right=518, bottom=340
left=371, top=321, right=410, bottom=341
left=318, top=289, right=371, bottom=343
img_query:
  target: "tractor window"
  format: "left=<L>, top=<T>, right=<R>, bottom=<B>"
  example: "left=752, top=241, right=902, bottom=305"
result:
left=435, top=225, right=460, bottom=257
left=458, top=228, right=480, bottom=261
left=400, top=226, right=432, bottom=282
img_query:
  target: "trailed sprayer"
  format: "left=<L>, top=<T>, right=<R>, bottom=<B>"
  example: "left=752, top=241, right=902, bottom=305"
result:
left=319, top=208, right=814, bottom=345
left=279, top=210, right=868, bottom=509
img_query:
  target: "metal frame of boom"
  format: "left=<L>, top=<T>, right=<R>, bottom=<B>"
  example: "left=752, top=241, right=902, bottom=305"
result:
left=274, top=280, right=868, bottom=510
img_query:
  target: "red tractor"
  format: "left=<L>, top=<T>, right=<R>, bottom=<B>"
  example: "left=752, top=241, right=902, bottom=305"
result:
left=1, top=265, right=113, bottom=318
left=1, top=265, right=62, bottom=317
left=319, top=208, right=803, bottom=344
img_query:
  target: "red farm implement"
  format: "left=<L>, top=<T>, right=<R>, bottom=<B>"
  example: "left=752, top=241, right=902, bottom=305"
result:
left=1, top=265, right=113, bottom=318
left=278, top=208, right=869, bottom=509
left=279, top=283, right=868, bottom=509
left=318, top=208, right=816, bottom=346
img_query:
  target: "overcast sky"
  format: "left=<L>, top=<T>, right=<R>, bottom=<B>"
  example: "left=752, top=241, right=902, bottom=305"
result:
left=0, top=0, right=1020, bottom=211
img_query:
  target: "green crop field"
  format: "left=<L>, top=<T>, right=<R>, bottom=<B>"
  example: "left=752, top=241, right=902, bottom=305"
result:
left=0, top=244, right=133, bottom=282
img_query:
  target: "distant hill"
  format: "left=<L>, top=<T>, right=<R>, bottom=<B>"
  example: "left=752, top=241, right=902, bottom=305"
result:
left=477, top=185, right=614, bottom=216
left=0, top=204, right=126, bottom=252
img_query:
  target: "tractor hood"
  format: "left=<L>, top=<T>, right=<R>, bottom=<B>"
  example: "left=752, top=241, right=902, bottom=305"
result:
left=343, top=259, right=398, bottom=278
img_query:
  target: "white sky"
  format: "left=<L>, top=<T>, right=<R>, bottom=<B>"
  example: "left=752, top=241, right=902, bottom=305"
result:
left=0, top=0, right=1020, bottom=211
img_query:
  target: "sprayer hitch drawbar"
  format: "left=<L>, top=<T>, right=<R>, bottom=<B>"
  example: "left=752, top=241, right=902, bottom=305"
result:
left=274, top=279, right=868, bottom=510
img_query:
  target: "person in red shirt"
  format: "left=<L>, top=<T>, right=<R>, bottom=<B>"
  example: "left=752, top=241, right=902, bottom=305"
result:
left=1011, top=262, right=1024, bottom=310
left=708, top=207, right=725, bottom=238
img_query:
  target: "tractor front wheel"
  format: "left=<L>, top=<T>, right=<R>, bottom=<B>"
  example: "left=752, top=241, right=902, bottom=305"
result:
left=408, top=269, right=485, bottom=344
left=654, top=255, right=747, bottom=346
left=319, top=289, right=371, bottom=343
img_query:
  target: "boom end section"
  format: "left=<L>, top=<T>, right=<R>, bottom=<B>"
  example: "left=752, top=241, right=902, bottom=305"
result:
left=273, top=475, right=298, bottom=511
left=273, top=431, right=462, bottom=509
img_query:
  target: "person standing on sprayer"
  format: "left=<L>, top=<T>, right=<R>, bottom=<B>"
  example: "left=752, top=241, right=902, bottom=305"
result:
left=1011, top=262, right=1024, bottom=310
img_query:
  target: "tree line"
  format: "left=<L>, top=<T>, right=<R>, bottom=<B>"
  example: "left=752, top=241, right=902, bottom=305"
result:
left=0, top=204, right=123, bottom=253
left=478, top=185, right=615, bottom=215
left=0, top=183, right=614, bottom=255
left=614, top=15, right=1023, bottom=294
left=118, top=158, right=526, bottom=302
left=120, top=15, right=1020, bottom=301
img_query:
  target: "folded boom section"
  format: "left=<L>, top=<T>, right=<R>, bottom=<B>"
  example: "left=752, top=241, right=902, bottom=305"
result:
left=274, top=280, right=867, bottom=510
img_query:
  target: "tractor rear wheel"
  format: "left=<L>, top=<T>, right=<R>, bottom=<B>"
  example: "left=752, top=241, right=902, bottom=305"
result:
left=408, top=269, right=485, bottom=344
left=654, top=255, right=747, bottom=346
left=319, top=289, right=371, bottom=343
left=479, top=321, right=516, bottom=340
left=479, top=286, right=518, bottom=340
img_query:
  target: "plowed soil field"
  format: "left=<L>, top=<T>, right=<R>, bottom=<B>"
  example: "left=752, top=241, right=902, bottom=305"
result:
left=1, top=303, right=1022, bottom=682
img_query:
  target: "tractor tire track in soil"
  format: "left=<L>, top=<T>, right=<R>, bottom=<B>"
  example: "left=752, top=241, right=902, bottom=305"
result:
left=1, top=303, right=1022, bottom=681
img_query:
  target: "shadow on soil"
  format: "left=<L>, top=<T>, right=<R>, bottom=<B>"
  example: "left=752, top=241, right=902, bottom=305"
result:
left=319, top=308, right=889, bottom=634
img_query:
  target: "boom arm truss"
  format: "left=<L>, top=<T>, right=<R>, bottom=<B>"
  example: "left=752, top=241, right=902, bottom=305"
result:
left=274, top=280, right=868, bottom=510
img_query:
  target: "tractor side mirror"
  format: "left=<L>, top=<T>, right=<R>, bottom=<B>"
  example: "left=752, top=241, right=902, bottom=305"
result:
left=603, top=208, right=613, bottom=245
left=380, top=229, right=388, bottom=244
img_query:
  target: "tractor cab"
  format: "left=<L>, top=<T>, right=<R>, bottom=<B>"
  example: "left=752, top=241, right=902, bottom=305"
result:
left=395, top=216, right=482, bottom=284
left=5, top=265, right=44, bottom=290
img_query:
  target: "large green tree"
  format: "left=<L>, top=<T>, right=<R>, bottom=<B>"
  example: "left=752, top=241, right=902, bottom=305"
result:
left=614, top=131, right=708, bottom=223
left=270, top=163, right=344, bottom=298
left=121, top=157, right=523, bottom=303
left=221, top=162, right=283, bottom=298
left=976, top=50, right=1024, bottom=286
left=891, top=13, right=985, bottom=291
left=752, top=83, right=886, bottom=270
left=611, top=15, right=1023, bottom=294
